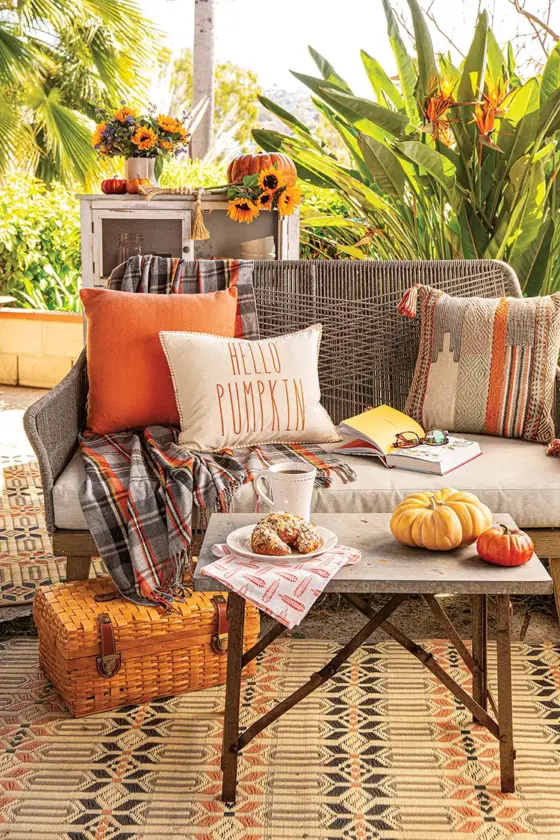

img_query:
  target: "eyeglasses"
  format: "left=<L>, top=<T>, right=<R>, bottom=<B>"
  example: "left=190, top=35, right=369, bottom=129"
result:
left=393, top=429, right=450, bottom=449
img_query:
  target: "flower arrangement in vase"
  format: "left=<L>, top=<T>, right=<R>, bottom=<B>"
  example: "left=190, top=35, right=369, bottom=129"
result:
left=227, top=168, right=301, bottom=224
left=91, top=101, right=191, bottom=188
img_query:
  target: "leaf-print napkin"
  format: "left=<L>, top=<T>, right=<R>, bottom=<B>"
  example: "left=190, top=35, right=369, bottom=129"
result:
left=201, top=544, right=361, bottom=630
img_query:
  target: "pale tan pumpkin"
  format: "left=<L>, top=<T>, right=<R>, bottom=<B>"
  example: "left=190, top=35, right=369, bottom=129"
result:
left=390, top=488, right=493, bottom=551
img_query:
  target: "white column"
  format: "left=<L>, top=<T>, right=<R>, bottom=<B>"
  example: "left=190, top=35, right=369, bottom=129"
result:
left=192, top=0, right=215, bottom=159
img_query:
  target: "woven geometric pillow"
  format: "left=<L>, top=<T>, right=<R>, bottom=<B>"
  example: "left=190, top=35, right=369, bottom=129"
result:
left=399, top=285, right=560, bottom=444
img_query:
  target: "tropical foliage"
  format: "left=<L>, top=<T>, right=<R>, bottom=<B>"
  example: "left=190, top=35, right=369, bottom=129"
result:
left=0, top=0, right=158, bottom=187
left=0, top=178, right=81, bottom=312
left=165, top=49, right=262, bottom=152
left=256, top=0, right=560, bottom=294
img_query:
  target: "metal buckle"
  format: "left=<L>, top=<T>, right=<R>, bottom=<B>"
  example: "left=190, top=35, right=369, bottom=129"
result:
left=96, top=652, right=121, bottom=677
left=211, top=633, right=228, bottom=655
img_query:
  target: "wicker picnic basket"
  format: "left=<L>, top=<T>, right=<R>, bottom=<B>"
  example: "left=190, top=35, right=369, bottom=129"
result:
left=34, top=576, right=260, bottom=717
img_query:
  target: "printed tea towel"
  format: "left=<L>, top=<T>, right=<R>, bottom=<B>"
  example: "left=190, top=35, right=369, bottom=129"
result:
left=202, top=544, right=361, bottom=629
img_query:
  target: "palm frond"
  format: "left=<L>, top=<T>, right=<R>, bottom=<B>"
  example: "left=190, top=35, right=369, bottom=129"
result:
left=31, top=85, right=98, bottom=186
left=0, top=96, right=37, bottom=173
left=0, top=25, right=39, bottom=85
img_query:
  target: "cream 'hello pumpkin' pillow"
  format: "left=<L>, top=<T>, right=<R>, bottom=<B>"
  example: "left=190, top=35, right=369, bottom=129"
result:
left=160, top=324, right=340, bottom=451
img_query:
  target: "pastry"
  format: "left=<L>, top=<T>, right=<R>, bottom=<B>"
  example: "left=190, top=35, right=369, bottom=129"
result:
left=251, top=512, right=321, bottom=556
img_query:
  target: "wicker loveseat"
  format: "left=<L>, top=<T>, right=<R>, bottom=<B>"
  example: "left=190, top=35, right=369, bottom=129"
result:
left=24, top=259, right=560, bottom=612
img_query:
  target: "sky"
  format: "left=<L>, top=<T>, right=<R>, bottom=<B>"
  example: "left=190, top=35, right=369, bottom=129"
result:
left=141, top=0, right=560, bottom=102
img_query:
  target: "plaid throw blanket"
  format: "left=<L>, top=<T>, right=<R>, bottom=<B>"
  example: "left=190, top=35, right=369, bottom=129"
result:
left=108, top=255, right=259, bottom=339
left=79, top=255, right=355, bottom=608
left=79, top=428, right=356, bottom=608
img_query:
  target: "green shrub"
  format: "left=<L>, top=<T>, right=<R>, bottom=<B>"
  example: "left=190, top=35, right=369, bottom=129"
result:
left=159, top=158, right=227, bottom=188
left=300, top=184, right=354, bottom=259
left=0, top=178, right=81, bottom=311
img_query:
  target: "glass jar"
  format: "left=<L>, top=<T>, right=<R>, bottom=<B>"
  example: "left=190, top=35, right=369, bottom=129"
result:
left=117, top=232, right=144, bottom=264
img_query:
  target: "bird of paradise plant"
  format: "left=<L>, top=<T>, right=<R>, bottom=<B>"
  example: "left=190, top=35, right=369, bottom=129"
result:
left=256, top=0, right=560, bottom=295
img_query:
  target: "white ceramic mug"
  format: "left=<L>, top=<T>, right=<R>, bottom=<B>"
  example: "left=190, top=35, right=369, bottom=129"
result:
left=255, top=461, right=316, bottom=521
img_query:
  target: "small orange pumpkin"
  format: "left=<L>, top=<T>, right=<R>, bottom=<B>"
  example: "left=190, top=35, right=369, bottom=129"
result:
left=476, top=524, right=534, bottom=567
left=126, top=177, right=151, bottom=194
left=227, top=153, right=297, bottom=186
left=101, top=177, right=127, bottom=195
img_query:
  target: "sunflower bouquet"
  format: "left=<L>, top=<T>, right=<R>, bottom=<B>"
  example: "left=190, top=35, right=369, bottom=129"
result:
left=91, top=102, right=190, bottom=159
left=227, top=169, right=301, bottom=224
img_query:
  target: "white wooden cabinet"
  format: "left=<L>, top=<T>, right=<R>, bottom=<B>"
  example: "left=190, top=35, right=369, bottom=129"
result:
left=78, top=193, right=300, bottom=288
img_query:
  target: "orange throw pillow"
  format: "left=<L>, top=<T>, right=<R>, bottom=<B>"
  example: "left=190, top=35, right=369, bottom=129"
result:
left=81, top=286, right=238, bottom=433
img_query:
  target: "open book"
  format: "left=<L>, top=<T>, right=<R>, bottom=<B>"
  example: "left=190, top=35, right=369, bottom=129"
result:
left=333, top=405, right=482, bottom=475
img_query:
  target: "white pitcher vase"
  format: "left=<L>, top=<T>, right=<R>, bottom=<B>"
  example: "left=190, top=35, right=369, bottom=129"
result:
left=124, top=158, right=157, bottom=184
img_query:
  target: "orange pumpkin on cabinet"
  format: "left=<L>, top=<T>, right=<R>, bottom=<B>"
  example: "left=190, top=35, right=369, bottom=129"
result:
left=101, top=177, right=127, bottom=195
left=126, top=177, right=151, bottom=194
left=227, top=153, right=297, bottom=186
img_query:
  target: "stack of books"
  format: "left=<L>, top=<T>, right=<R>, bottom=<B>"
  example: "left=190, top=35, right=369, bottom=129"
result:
left=333, top=405, right=482, bottom=475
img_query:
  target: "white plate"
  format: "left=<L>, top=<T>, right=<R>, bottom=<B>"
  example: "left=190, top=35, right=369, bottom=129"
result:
left=226, top=523, right=338, bottom=561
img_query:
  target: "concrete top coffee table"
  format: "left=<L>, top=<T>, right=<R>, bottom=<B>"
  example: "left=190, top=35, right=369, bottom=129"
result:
left=193, top=512, right=553, bottom=803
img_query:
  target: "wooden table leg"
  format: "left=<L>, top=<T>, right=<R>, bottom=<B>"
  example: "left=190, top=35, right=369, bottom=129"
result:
left=472, top=594, right=488, bottom=722
left=496, top=594, right=515, bottom=793
left=221, top=593, right=245, bottom=803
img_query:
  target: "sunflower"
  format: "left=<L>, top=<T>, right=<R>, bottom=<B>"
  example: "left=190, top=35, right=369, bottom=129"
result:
left=114, top=106, right=137, bottom=123
left=131, top=126, right=157, bottom=150
left=157, top=114, right=181, bottom=133
left=227, top=197, right=260, bottom=224
left=258, top=167, right=285, bottom=193
left=159, top=138, right=173, bottom=151
left=91, top=121, right=107, bottom=147
left=276, top=185, right=301, bottom=216
left=258, top=190, right=273, bottom=211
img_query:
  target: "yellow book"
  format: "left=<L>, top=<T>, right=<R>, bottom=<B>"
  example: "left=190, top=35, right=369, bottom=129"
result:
left=333, top=405, right=481, bottom=475
left=338, top=405, right=424, bottom=456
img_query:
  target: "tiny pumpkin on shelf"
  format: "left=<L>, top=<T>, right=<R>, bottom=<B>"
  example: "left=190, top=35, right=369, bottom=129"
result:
left=101, top=177, right=127, bottom=195
left=126, top=177, right=152, bottom=194
left=390, top=488, right=493, bottom=551
left=476, top=524, right=534, bottom=567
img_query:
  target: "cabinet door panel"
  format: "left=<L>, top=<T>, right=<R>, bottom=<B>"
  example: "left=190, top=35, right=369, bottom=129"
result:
left=91, top=210, right=193, bottom=285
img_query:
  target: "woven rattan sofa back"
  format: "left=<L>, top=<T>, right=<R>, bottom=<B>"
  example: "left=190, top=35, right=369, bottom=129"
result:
left=250, top=259, right=521, bottom=425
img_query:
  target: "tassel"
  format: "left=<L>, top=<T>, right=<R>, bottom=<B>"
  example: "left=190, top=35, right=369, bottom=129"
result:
left=397, top=284, right=422, bottom=318
left=546, top=439, right=560, bottom=457
left=191, top=188, right=210, bottom=240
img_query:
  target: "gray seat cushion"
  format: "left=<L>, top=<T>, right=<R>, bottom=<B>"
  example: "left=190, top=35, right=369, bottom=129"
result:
left=53, top=435, right=560, bottom=531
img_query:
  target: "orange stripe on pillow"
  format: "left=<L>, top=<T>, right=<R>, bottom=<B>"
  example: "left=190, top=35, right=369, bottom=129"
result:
left=485, top=297, right=509, bottom=435
left=227, top=260, right=245, bottom=337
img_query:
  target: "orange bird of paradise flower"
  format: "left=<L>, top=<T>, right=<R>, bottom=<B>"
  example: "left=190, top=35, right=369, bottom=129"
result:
left=420, top=77, right=459, bottom=147
left=473, top=81, right=515, bottom=152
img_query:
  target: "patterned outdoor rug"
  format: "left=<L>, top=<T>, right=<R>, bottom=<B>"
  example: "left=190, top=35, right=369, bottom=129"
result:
left=0, top=407, right=102, bottom=606
left=1, top=637, right=560, bottom=839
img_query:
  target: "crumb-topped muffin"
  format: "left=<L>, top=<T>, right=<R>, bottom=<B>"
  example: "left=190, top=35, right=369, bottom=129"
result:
left=251, top=512, right=321, bottom=556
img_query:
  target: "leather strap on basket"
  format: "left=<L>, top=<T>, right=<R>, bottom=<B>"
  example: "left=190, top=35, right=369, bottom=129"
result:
left=211, top=595, right=229, bottom=655
left=96, top=613, right=122, bottom=678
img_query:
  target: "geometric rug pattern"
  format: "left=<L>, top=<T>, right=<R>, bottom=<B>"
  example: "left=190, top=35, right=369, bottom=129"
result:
left=1, top=636, right=560, bottom=838
left=0, top=411, right=103, bottom=605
